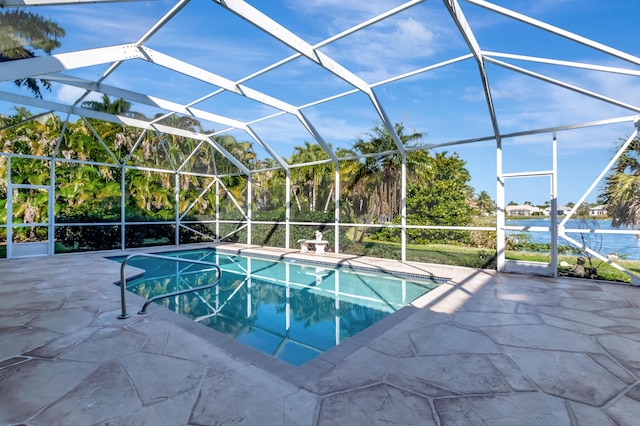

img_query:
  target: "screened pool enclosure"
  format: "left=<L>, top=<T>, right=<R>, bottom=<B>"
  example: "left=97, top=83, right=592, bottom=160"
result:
left=1, top=0, right=640, bottom=283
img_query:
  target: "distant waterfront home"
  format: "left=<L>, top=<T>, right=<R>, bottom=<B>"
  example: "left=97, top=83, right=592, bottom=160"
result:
left=589, top=205, right=608, bottom=216
left=541, top=205, right=589, bottom=216
left=506, top=204, right=542, bottom=216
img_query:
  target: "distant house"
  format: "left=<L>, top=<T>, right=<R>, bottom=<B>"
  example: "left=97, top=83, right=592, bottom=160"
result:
left=589, top=205, right=608, bottom=216
left=540, top=205, right=575, bottom=216
left=505, top=204, right=541, bottom=216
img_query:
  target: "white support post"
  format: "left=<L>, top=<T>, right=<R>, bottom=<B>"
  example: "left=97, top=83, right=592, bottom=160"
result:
left=6, top=157, right=12, bottom=259
left=215, top=179, right=220, bottom=241
left=550, top=133, right=559, bottom=277
left=247, top=176, right=252, bottom=245
left=175, top=172, right=180, bottom=246
left=401, top=153, right=407, bottom=263
left=334, top=269, right=340, bottom=345
left=334, top=167, right=340, bottom=254
left=285, top=172, right=291, bottom=249
left=49, top=158, right=55, bottom=256
left=496, top=138, right=505, bottom=272
left=247, top=258, right=252, bottom=317
left=121, top=166, right=126, bottom=250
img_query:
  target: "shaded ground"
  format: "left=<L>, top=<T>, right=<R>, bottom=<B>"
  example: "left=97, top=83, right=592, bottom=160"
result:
left=1, top=243, right=640, bottom=425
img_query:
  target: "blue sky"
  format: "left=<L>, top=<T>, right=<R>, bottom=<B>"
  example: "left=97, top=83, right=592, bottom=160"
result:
left=2, top=0, right=640, bottom=206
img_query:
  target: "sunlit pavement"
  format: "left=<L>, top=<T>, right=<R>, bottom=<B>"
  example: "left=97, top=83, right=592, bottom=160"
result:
left=2, top=243, right=640, bottom=425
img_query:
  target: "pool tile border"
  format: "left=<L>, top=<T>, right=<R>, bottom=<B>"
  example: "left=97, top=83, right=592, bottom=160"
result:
left=212, top=245, right=452, bottom=284
left=103, top=244, right=454, bottom=383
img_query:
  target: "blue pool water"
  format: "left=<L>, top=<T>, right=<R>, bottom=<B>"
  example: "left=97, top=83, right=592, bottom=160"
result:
left=111, top=249, right=441, bottom=366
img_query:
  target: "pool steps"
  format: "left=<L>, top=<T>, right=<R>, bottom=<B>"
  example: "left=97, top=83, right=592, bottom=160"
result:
left=117, top=253, right=222, bottom=319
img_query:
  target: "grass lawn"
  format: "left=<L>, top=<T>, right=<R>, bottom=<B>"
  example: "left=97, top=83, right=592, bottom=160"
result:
left=505, top=251, right=640, bottom=283
left=353, top=238, right=639, bottom=284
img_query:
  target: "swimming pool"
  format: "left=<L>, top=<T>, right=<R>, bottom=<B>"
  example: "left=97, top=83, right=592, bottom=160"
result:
left=112, top=249, right=442, bottom=366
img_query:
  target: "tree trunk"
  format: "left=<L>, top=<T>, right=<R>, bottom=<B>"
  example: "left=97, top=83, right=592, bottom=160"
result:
left=293, top=190, right=302, bottom=212
left=323, top=187, right=333, bottom=212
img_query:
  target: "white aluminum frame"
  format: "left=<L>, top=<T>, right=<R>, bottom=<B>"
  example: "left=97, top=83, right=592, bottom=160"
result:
left=1, top=0, right=640, bottom=284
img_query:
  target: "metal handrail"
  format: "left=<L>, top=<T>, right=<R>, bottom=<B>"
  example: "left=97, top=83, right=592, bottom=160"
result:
left=118, top=253, right=222, bottom=319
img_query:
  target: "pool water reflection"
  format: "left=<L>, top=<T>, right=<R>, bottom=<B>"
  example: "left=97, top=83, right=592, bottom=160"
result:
left=113, top=249, right=440, bottom=366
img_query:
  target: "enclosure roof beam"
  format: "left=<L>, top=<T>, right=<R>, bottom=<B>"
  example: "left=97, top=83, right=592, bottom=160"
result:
left=211, top=0, right=371, bottom=93
left=444, top=0, right=501, bottom=143
left=138, top=46, right=298, bottom=115
left=0, top=44, right=144, bottom=82
left=224, top=0, right=426, bottom=88
left=244, top=126, right=289, bottom=171
left=372, top=54, right=474, bottom=87
left=204, top=138, right=252, bottom=176
left=483, top=52, right=640, bottom=77
left=138, top=46, right=304, bottom=170
left=486, top=57, right=640, bottom=113
left=0, top=90, right=220, bottom=142
left=0, top=0, right=143, bottom=6
left=135, top=0, right=190, bottom=46
left=138, top=48, right=343, bottom=169
left=466, top=0, right=640, bottom=67
left=40, top=74, right=248, bottom=130
left=173, top=0, right=425, bottom=156
left=75, top=0, right=192, bottom=107
left=296, top=111, right=340, bottom=165
left=210, top=0, right=408, bottom=154
left=574, top=118, right=640, bottom=225
left=34, top=75, right=253, bottom=175
left=145, top=0, right=406, bottom=144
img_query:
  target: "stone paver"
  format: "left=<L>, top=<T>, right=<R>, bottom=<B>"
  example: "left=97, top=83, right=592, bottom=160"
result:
left=388, top=355, right=512, bottom=396
left=409, top=323, right=501, bottom=355
left=596, top=334, right=640, bottom=376
left=0, top=359, right=98, bottom=425
left=503, top=347, right=627, bottom=405
left=606, top=396, right=640, bottom=426
left=318, top=384, right=438, bottom=425
left=1, top=244, right=639, bottom=425
left=434, top=393, right=572, bottom=425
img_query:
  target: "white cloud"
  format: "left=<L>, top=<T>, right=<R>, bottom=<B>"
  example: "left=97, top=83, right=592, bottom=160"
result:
left=46, top=4, right=169, bottom=49
left=452, top=59, right=639, bottom=146
left=287, top=0, right=401, bottom=23
left=320, top=16, right=451, bottom=82
left=281, top=0, right=456, bottom=82
left=55, top=86, right=102, bottom=105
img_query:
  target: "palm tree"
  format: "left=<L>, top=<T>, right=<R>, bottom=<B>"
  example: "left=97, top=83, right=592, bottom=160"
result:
left=154, top=113, right=203, bottom=132
left=0, top=10, right=65, bottom=98
left=349, top=123, right=423, bottom=222
left=289, top=141, right=332, bottom=214
left=0, top=109, right=63, bottom=157
left=475, top=191, right=495, bottom=215
left=600, top=137, right=640, bottom=229
left=82, top=95, right=129, bottom=115
left=252, top=158, right=285, bottom=214
left=216, top=135, right=256, bottom=173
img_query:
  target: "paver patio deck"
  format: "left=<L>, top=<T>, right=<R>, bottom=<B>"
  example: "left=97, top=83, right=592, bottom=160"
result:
left=1, top=243, right=640, bottom=425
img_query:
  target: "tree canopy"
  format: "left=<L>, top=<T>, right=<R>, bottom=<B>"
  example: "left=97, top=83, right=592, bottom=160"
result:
left=1, top=108, right=479, bottom=250
left=600, top=137, right=640, bottom=229
left=0, top=10, right=65, bottom=98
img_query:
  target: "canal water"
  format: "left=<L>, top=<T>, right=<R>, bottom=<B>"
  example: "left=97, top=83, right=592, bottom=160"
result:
left=506, top=218, right=640, bottom=260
